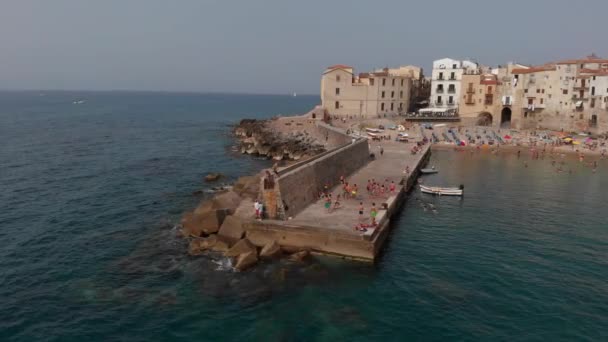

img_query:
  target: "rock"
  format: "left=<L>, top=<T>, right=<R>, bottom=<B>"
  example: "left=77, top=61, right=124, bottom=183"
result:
left=211, top=191, right=242, bottom=212
left=235, top=251, right=258, bottom=271
left=260, top=240, right=282, bottom=259
left=217, top=215, right=245, bottom=243
left=232, top=175, right=260, bottom=197
left=188, top=239, right=203, bottom=255
left=289, top=250, right=310, bottom=262
left=182, top=210, right=220, bottom=237
left=194, top=200, right=213, bottom=215
left=209, top=237, right=230, bottom=253
left=224, top=238, right=257, bottom=257
left=205, top=173, right=222, bottom=182
left=200, top=235, right=218, bottom=249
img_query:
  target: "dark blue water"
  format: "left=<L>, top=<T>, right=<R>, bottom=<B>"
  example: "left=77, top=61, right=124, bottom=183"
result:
left=1, top=92, right=607, bottom=341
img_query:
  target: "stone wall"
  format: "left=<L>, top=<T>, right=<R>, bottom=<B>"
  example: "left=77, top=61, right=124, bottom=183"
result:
left=277, top=138, right=370, bottom=219
left=316, top=122, right=352, bottom=146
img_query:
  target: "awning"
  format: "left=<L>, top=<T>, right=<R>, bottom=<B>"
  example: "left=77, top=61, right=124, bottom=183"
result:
left=575, top=101, right=583, bottom=108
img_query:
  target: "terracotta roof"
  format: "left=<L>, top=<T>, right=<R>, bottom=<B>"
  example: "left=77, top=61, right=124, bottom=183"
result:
left=556, top=58, right=608, bottom=65
left=358, top=72, right=370, bottom=78
left=326, top=64, right=353, bottom=70
left=512, top=65, right=556, bottom=74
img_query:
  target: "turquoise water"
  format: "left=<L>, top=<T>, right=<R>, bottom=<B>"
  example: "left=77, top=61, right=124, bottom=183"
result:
left=1, top=92, right=607, bottom=341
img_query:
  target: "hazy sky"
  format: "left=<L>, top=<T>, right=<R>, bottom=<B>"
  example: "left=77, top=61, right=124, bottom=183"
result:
left=1, top=0, right=607, bottom=94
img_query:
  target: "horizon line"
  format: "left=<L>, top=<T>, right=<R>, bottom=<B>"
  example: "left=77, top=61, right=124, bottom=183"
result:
left=0, top=88, right=320, bottom=97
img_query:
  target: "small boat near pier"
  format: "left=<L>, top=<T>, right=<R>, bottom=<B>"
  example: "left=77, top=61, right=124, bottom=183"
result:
left=420, top=184, right=464, bottom=196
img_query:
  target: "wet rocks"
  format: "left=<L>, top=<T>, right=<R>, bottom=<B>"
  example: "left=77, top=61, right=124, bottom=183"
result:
left=260, top=240, right=282, bottom=259
left=204, top=173, right=222, bottom=182
left=289, top=250, right=311, bottom=263
left=235, top=251, right=258, bottom=271
left=225, top=238, right=257, bottom=258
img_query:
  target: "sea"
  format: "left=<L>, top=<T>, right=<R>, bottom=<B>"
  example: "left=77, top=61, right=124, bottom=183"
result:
left=1, top=91, right=607, bottom=341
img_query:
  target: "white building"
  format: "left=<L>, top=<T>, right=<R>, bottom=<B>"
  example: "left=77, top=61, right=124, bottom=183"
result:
left=430, top=58, right=478, bottom=108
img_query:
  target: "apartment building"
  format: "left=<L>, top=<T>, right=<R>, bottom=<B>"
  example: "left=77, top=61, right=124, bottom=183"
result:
left=321, top=65, right=413, bottom=118
left=430, top=58, right=478, bottom=108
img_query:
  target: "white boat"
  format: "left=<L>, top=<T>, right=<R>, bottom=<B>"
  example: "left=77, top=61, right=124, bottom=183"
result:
left=420, top=168, right=438, bottom=174
left=365, top=128, right=383, bottom=133
left=420, top=184, right=463, bottom=196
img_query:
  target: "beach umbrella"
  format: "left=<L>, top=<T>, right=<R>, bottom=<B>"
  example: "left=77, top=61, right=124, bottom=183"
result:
left=504, top=135, right=512, bottom=139
left=563, top=137, right=573, bottom=142
left=572, top=141, right=581, bottom=145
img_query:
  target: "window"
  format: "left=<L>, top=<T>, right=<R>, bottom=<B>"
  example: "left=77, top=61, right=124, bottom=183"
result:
left=448, top=96, right=454, bottom=104
left=536, top=89, right=540, bottom=93
left=563, top=89, right=568, bottom=95
left=437, top=96, right=442, bottom=103
left=487, top=86, right=493, bottom=93
left=336, top=75, right=341, bottom=82
left=335, top=101, right=340, bottom=109
left=382, top=78, right=386, bottom=86
left=591, top=98, right=595, bottom=108
left=370, top=78, right=375, bottom=86
left=448, top=85, right=455, bottom=93
left=591, top=86, right=595, bottom=96
left=525, top=89, right=528, bottom=93
left=549, top=94, right=552, bottom=99
left=391, top=91, right=394, bottom=98
left=542, top=89, right=545, bottom=94
left=450, top=72, right=455, bottom=80
left=528, top=98, right=534, bottom=105
left=401, top=79, right=404, bottom=86
left=593, top=76, right=596, bottom=80
left=390, top=103, right=394, bottom=111
left=452, top=64, right=457, bottom=69
left=335, top=88, right=340, bottom=95
left=381, top=91, right=385, bottom=98
left=392, top=79, right=395, bottom=86
left=400, top=90, right=403, bottom=98
left=580, top=64, right=584, bottom=68
left=580, top=113, right=584, bottom=119
left=438, top=72, right=443, bottom=80
left=540, top=98, right=544, bottom=104
left=381, top=103, right=385, bottom=111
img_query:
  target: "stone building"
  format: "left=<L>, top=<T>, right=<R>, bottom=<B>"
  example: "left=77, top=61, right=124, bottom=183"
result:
left=455, top=55, right=608, bottom=133
left=429, top=58, right=478, bottom=109
left=320, top=65, right=413, bottom=118
left=458, top=73, right=502, bottom=126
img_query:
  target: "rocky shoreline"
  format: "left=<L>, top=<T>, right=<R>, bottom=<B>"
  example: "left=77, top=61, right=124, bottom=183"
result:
left=180, top=116, right=325, bottom=271
left=234, top=118, right=326, bottom=160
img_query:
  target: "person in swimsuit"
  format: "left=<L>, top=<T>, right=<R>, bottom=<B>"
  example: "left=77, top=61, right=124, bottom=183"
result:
left=390, top=181, right=396, bottom=194
left=334, top=194, right=341, bottom=210
left=324, top=196, right=332, bottom=213
left=358, top=202, right=364, bottom=222
left=370, top=203, right=378, bottom=226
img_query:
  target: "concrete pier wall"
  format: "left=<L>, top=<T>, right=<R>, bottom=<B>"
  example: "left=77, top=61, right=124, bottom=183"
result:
left=247, top=146, right=432, bottom=261
left=277, top=138, right=370, bottom=218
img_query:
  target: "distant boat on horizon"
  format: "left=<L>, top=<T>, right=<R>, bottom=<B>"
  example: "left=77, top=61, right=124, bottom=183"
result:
left=292, top=92, right=297, bottom=97
left=73, top=100, right=86, bottom=104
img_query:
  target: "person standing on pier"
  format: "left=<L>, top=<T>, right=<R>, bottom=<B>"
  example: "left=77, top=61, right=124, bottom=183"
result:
left=358, top=202, right=364, bottom=223
left=370, top=203, right=378, bottom=226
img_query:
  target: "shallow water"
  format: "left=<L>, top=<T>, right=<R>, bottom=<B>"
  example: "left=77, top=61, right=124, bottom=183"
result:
left=1, top=91, right=607, bottom=341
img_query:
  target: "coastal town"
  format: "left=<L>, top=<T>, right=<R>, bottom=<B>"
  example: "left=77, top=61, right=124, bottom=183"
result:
left=181, top=55, right=607, bottom=270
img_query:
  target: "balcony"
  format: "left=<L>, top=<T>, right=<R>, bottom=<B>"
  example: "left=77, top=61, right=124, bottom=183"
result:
left=435, top=101, right=443, bottom=105
left=466, top=87, right=475, bottom=94
left=447, top=89, right=456, bottom=94
left=573, top=85, right=589, bottom=90
left=465, top=99, right=475, bottom=105
left=449, top=77, right=457, bottom=81
left=436, top=88, right=444, bottom=94
left=436, top=76, right=445, bottom=81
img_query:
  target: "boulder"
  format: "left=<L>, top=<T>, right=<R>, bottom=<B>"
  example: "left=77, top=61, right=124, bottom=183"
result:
left=204, top=173, right=222, bottom=182
left=233, top=175, right=260, bottom=197
left=234, top=251, right=258, bottom=271
left=194, top=200, right=213, bottom=216
left=259, top=240, right=282, bottom=259
left=209, top=237, right=230, bottom=253
left=224, top=238, right=257, bottom=257
left=218, top=215, right=245, bottom=243
left=211, top=191, right=242, bottom=212
left=289, top=250, right=310, bottom=262
left=182, top=210, right=220, bottom=237
left=200, top=235, right=218, bottom=249
left=188, top=239, right=203, bottom=256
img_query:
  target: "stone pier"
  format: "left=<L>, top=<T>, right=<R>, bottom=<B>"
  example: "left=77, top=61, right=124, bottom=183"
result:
left=242, top=122, right=431, bottom=261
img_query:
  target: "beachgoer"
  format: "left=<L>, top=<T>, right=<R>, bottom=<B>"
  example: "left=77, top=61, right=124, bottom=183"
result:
left=390, top=181, right=396, bottom=194
left=358, top=202, right=364, bottom=222
left=351, top=184, right=358, bottom=199
left=254, top=200, right=260, bottom=219
left=334, top=195, right=341, bottom=210
left=324, top=196, right=332, bottom=213
left=370, top=203, right=378, bottom=226
left=258, top=202, right=264, bottom=220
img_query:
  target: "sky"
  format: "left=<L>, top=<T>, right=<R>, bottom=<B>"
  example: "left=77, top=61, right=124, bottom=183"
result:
left=1, top=0, right=607, bottom=95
